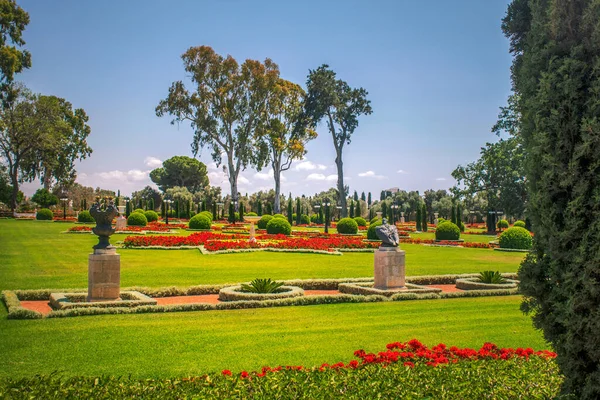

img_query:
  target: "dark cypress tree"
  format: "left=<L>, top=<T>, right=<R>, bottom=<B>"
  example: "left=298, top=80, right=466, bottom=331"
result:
left=266, top=202, right=272, bottom=215
left=369, top=207, right=373, bottom=220
left=212, top=202, right=217, bottom=220
left=416, top=206, right=422, bottom=231
left=450, top=205, right=456, bottom=225
left=381, top=202, right=387, bottom=220
left=161, top=201, right=165, bottom=218
left=361, top=191, right=366, bottom=202
left=197, top=202, right=201, bottom=214
left=349, top=199, right=354, bottom=218
left=239, top=203, right=244, bottom=222
left=257, top=201, right=262, bottom=216
left=367, top=192, right=372, bottom=207
left=287, top=197, right=293, bottom=224
left=138, top=199, right=143, bottom=210
left=149, top=198, right=154, bottom=211
left=353, top=191, right=358, bottom=201
left=296, top=198, right=301, bottom=225
left=503, top=1, right=600, bottom=396
left=380, top=191, right=385, bottom=201
left=228, top=203, right=235, bottom=223
left=355, top=200, right=361, bottom=218
left=421, top=204, right=427, bottom=232
left=125, top=201, right=131, bottom=217
left=456, top=204, right=462, bottom=228
left=318, top=206, right=324, bottom=224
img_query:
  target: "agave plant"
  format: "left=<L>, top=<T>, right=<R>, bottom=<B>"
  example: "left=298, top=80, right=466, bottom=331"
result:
left=241, top=278, right=285, bottom=293
left=478, top=271, right=507, bottom=284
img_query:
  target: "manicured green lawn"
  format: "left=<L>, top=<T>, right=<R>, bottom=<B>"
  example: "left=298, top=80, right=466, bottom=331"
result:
left=0, top=220, right=523, bottom=289
left=411, top=231, right=498, bottom=244
left=0, top=296, right=545, bottom=378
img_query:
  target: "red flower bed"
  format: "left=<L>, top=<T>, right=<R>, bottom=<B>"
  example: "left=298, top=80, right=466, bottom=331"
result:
left=68, top=226, right=92, bottom=232
left=123, top=232, right=245, bottom=247
left=223, top=339, right=556, bottom=379
left=398, top=238, right=493, bottom=248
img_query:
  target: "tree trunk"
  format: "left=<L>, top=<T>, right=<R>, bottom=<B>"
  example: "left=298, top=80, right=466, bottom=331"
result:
left=43, top=166, right=52, bottom=191
left=10, top=168, right=19, bottom=213
left=228, top=159, right=239, bottom=212
left=335, top=151, right=347, bottom=218
left=273, top=165, right=281, bottom=214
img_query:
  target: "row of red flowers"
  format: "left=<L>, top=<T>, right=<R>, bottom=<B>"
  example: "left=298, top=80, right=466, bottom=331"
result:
left=222, top=339, right=556, bottom=379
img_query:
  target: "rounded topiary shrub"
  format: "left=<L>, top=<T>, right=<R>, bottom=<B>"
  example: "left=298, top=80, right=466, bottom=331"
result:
left=127, top=212, right=148, bottom=226
left=354, top=217, right=367, bottom=227
left=272, top=213, right=286, bottom=220
left=337, top=217, right=358, bottom=234
left=258, top=215, right=273, bottom=229
left=144, top=210, right=159, bottom=222
left=77, top=210, right=95, bottom=223
left=513, top=220, right=526, bottom=228
left=189, top=214, right=211, bottom=230
left=499, top=226, right=532, bottom=250
left=435, top=221, right=460, bottom=241
left=497, top=219, right=509, bottom=230
left=367, top=220, right=382, bottom=240
left=266, top=217, right=292, bottom=235
left=133, top=208, right=145, bottom=215
left=199, top=211, right=213, bottom=222
left=370, top=217, right=381, bottom=225
left=300, top=214, right=310, bottom=225
left=36, top=208, right=53, bottom=220
left=246, top=212, right=257, bottom=216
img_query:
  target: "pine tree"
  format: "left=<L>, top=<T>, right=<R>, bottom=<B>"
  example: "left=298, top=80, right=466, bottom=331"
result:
left=416, top=206, right=422, bottom=231
left=421, top=204, right=428, bottom=232
left=353, top=191, right=358, bottom=201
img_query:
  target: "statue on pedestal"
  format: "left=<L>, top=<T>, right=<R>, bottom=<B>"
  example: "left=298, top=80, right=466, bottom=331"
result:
left=375, top=218, right=400, bottom=247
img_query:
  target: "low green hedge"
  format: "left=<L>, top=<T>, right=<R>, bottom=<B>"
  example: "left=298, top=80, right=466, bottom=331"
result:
left=435, top=221, right=460, bottom=240
left=144, top=210, right=159, bottom=222
left=266, top=217, right=291, bottom=235
left=218, top=285, right=304, bottom=302
left=257, top=215, right=273, bottom=229
left=499, top=226, right=532, bottom=250
left=189, top=214, right=211, bottom=230
left=336, top=218, right=358, bottom=234
left=127, top=212, right=147, bottom=227
left=455, top=277, right=519, bottom=291
left=77, top=210, right=95, bottom=223
left=338, top=282, right=442, bottom=297
left=35, top=208, right=53, bottom=221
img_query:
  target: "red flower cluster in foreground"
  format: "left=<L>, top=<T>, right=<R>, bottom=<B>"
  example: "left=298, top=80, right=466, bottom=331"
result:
left=222, top=339, right=556, bottom=379
left=68, top=225, right=92, bottom=232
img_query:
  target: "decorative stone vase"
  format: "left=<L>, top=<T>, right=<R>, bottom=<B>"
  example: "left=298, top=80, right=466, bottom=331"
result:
left=90, top=198, right=118, bottom=250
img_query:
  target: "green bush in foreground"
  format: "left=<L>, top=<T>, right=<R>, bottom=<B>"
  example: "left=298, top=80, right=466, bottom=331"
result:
left=435, top=221, right=460, bottom=241
left=198, top=211, right=213, bottom=223
left=35, top=208, right=53, bottom=220
left=367, top=219, right=382, bottom=240
left=144, top=210, right=159, bottom=223
left=354, top=217, right=366, bottom=227
left=77, top=210, right=95, bottom=223
left=188, top=214, right=211, bottom=230
left=0, top=358, right=561, bottom=399
left=257, top=215, right=273, bottom=229
left=499, top=227, right=532, bottom=250
left=266, top=217, right=291, bottom=235
left=272, top=213, right=286, bottom=220
left=336, top=218, right=358, bottom=234
left=497, top=219, right=509, bottom=230
left=513, top=220, right=526, bottom=228
left=127, top=212, right=147, bottom=227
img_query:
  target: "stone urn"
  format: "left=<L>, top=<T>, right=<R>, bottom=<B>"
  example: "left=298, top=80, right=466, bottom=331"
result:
left=90, top=197, right=118, bottom=250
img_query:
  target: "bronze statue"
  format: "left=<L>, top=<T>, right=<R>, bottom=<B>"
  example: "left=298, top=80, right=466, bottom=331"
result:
left=90, top=197, right=118, bottom=250
left=375, top=218, right=400, bottom=247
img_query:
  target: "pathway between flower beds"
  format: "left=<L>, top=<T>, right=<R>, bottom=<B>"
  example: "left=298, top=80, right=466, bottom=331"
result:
left=18, top=285, right=463, bottom=316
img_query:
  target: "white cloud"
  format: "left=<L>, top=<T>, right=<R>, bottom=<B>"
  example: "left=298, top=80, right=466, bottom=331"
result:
left=325, top=174, right=337, bottom=181
left=254, top=171, right=272, bottom=181
left=306, top=173, right=326, bottom=181
left=238, top=176, right=251, bottom=185
left=295, top=160, right=327, bottom=171
left=397, top=169, right=408, bottom=174
left=435, top=177, right=447, bottom=181
left=97, top=169, right=149, bottom=182
left=358, top=170, right=386, bottom=180
left=144, top=156, right=162, bottom=168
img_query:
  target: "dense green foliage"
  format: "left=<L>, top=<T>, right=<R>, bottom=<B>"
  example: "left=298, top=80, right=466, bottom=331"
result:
left=144, top=210, right=158, bottom=223
left=189, top=214, right=211, bottom=230
left=336, top=217, right=358, bottom=234
left=416, top=206, right=422, bottom=231
left=31, top=189, right=58, bottom=208
left=353, top=217, right=366, bottom=227
left=272, top=213, right=285, bottom=219
left=497, top=219, right=509, bottom=230
left=149, top=156, right=209, bottom=194
left=478, top=271, right=507, bottom=284
left=300, top=214, right=310, bottom=225
left=240, top=278, right=285, bottom=293
left=127, top=212, right=147, bottom=227
left=367, top=219, right=381, bottom=240
left=77, top=210, right=94, bottom=223
left=503, top=0, right=600, bottom=397
left=35, top=208, right=53, bottom=220
left=266, top=217, right=291, bottom=235
left=499, top=227, right=532, bottom=250
left=513, top=220, right=526, bottom=228
left=435, top=221, right=460, bottom=241
left=257, top=215, right=273, bottom=229
left=421, top=203, right=428, bottom=232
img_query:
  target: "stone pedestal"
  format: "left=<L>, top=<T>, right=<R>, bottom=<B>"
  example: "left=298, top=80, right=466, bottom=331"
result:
left=374, top=246, right=406, bottom=289
left=115, top=216, right=126, bottom=230
left=88, top=247, right=120, bottom=301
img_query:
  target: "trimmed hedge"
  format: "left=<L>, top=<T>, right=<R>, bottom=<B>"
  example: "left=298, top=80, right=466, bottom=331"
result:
left=513, top=220, right=526, bottom=228
left=300, top=214, right=310, bottom=225
left=499, top=227, right=532, bottom=250
left=257, top=215, right=273, bottom=229
left=144, top=210, right=159, bottom=222
left=133, top=208, right=145, bottom=214
left=272, top=213, right=286, bottom=219
left=189, top=214, right=211, bottom=230
left=435, top=221, right=460, bottom=241
left=199, top=211, right=213, bottom=222
left=77, top=210, right=95, bottom=223
left=354, top=217, right=367, bottom=227
left=35, top=208, right=53, bottom=221
left=266, top=217, right=291, bottom=235
left=218, top=285, right=304, bottom=301
left=497, top=219, right=509, bottom=230
left=338, top=282, right=442, bottom=297
left=455, top=277, right=519, bottom=291
left=367, top=219, right=382, bottom=240
left=336, top=218, right=358, bottom=234
left=127, top=212, right=148, bottom=226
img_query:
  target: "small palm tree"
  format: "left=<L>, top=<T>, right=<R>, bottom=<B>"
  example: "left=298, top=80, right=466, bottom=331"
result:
left=241, top=278, right=284, bottom=293
left=478, top=271, right=507, bottom=284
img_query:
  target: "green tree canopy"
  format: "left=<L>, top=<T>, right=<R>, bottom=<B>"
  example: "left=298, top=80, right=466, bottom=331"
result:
left=156, top=46, right=278, bottom=209
left=0, top=0, right=30, bottom=86
left=149, top=155, right=208, bottom=193
left=31, top=188, right=58, bottom=208
left=303, top=64, right=372, bottom=218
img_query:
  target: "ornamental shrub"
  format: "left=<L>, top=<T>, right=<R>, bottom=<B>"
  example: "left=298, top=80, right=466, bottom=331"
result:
left=367, top=219, right=382, bottom=240
left=77, top=210, right=95, bottom=223
left=354, top=217, right=367, bottom=227
left=133, top=208, right=145, bottom=215
left=199, top=211, right=213, bottom=223
left=272, top=213, right=286, bottom=220
left=258, top=215, right=273, bottom=229
left=144, top=210, right=159, bottom=222
left=513, top=220, right=526, bottom=228
left=246, top=212, right=257, bottom=216
left=337, top=218, right=358, bottom=234
left=241, top=278, right=284, bottom=294
left=266, top=217, right=291, bottom=235
left=189, top=214, right=211, bottom=230
left=370, top=216, right=381, bottom=225
left=499, top=227, right=532, bottom=250
left=36, top=208, right=53, bottom=220
left=127, top=212, right=148, bottom=226
left=300, top=214, right=310, bottom=225
left=435, top=221, right=460, bottom=241
left=497, top=219, right=509, bottom=231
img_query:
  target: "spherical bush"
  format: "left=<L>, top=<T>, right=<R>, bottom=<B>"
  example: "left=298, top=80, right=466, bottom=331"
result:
left=354, top=217, right=367, bottom=227
left=497, top=219, right=509, bottom=230
left=189, top=214, right=211, bottom=230
left=435, top=221, right=460, bottom=241
left=199, top=211, right=213, bottom=222
left=370, top=217, right=381, bottom=225
left=300, top=214, right=310, bottom=225
left=77, top=210, right=95, bottom=223
left=246, top=212, right=257, bottom=216
left=144, top=210, right=159, bottom=222
left=513, top=220, right=526, bottom=228
left=337, top=217, right=358, bottom=234
left=133, top=208, right=145, bottom=215
left=36, top=208, right=53, bottom=220
left=367, top=220, right=382, bottom=240
left=266, top=217, right=292, bottom=235
left=127, top=212, right=148, bottom=226
left=499, top=226, right=532, bottom=249
left=258, top=215, right=273, bottom=229
left=272, top=213, right=286, bottom=220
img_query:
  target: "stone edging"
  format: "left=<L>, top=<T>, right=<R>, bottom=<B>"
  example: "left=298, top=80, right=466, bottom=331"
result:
left=218, top=286, right=304, bottom=301
left=455, top=278, right=519, bottom=290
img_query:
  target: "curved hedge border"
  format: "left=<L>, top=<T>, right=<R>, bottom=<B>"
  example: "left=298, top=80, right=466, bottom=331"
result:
left=198, top=246, right=342, bottom=256
left=218, top=285, right=304, bottom=302
left=338, top=282, right=442, bottom=297
left=455, top=278, right=519, bottom=291
left=493, top=248, right=530, bottom=253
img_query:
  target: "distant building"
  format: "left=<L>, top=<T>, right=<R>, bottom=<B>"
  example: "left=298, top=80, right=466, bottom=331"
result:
left=385, top=187, right=399, bottom=194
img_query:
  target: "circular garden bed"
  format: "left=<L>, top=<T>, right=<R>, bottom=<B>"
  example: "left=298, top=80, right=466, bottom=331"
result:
left=455, top=277, right=519, bottom=290
left=218, top=285, right=304, bottom=301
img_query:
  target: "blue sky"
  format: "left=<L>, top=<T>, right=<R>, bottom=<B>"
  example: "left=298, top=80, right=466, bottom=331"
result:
left=18, top=0, right=512, bottom=198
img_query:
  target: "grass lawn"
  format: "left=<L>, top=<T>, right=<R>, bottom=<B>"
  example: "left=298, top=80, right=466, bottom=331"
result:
left=0, top=219, right=524, bottom=289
